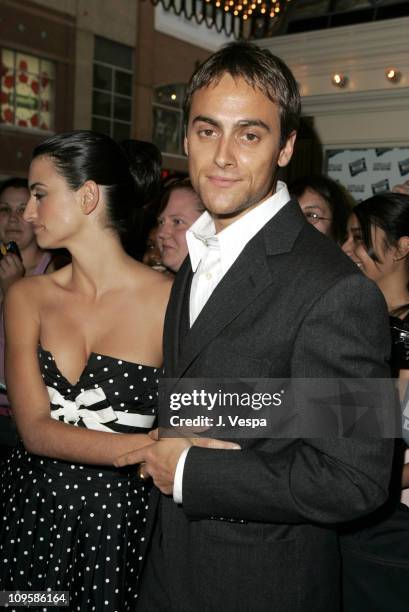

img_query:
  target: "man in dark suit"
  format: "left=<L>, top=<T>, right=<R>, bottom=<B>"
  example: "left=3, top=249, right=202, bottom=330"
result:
left=117, top=42, right=394, bottom=611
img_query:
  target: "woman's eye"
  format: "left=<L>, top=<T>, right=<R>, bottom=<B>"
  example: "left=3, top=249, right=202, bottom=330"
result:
left=173, top=218, right=184, bottom=226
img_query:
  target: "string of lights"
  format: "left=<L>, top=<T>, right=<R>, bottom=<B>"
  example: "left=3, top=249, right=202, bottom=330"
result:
left=146, top=0, right=291, bottom=39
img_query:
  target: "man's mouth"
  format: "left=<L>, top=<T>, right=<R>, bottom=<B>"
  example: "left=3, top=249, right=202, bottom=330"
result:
left=207, top=176, right=240, bottom=188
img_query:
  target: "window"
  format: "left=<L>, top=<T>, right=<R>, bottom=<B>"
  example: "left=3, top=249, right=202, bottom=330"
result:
left=0, top=48, right=55, bottom=131
left=153, top=84, right=186, bottom=157
left=92, top=36, right=133, bottom=141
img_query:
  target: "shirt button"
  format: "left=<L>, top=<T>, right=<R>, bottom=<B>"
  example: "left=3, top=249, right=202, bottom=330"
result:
left=205, top=272, right=212, bottom=280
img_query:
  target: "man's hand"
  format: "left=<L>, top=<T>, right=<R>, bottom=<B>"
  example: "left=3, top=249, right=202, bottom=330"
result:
left=0, top=253, right=25, bottom=294
left=114, top=433, right=240, bottom=495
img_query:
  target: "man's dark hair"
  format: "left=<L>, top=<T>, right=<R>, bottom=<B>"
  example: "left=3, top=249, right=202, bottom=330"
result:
left=183, top=41, right=301, bottom=146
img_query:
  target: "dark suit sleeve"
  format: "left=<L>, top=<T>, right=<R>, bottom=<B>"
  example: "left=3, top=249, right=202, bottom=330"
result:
left=181, top=273, right=395, bottom=524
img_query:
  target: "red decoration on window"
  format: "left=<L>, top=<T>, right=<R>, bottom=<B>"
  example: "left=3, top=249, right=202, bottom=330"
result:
left=4, top=108, right=14, bottom=123
left=19, top=60, right=28, bottom=71
left=4, top=75, right=14, bottom=89
left=0, top=63, right=8, bottom=77
left=31, top=80, right=39, bottom=94
left=0, top=91, right=8, bottom=104
left=19, top=73, right=28, bottom=84
left=18, top=119, right=28, bottom=127
left=41, top=76, right=49, bottom=88
left=30, top=113, right=39, bottom=127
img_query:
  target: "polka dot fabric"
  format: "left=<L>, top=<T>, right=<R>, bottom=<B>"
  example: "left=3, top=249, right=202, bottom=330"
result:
left=0, top=348, right=159, bottom=611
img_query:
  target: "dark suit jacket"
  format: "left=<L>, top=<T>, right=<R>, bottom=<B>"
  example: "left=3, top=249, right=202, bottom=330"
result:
left=139, top=200, right=394, bottom=612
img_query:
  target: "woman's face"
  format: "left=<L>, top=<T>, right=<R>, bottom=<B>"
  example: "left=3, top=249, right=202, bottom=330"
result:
left=25, top=156, right=80, bottom=249
left=298, top=188, right=333, bottom=237
left=157, top=188, right=203, bottom=272
left=342, top=213, right=395, bottom=284
left=143, top=226, right=164, bottom=270
left=0, top=186, right=36, bottom=251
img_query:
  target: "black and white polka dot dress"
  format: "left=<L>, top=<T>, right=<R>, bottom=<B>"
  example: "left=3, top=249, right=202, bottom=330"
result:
left=0, top=346, right=159, bottom=611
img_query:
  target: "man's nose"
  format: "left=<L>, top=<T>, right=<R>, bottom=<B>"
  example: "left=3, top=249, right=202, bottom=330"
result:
left=214, top=136, right=236, bottom=169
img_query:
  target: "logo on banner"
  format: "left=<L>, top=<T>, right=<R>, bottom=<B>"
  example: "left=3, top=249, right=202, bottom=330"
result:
left=398, top=158, right=409, bottom=176
left=375, top=148, right=393, bottom=156
left=371, top=179, right=390, bottom=195
left=349, top=158, right=367, bottom=177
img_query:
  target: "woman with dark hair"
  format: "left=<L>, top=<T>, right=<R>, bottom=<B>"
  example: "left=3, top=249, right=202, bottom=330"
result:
left=120, top=139, right=163, bottom=261
left=0, top=130, right=172, bottom=609
left=341, top=192, right=409, bottom=612
left=289, top=174, right=353, bottom=245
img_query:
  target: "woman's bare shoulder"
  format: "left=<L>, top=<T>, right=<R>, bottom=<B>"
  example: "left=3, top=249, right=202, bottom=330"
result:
left=5, top=265, right=72, bottom=303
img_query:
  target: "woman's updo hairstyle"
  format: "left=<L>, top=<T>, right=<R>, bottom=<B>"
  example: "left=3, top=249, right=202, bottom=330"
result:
left=33, top=130, right=137, bottom=238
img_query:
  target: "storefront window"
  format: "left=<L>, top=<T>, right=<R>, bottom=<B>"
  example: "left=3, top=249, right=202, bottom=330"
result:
left=153, top=84, right=186, bottom=157
left=92, top=37, right=133, bottom=140
left=0, top=48, right=55, bottom=131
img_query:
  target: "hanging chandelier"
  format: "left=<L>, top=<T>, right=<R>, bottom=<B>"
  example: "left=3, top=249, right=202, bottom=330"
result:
left=147, top=0, right=292, bottom=39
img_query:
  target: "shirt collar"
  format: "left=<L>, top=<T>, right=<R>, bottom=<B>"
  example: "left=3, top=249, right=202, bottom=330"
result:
left=187, top=180, right=290, bottom=273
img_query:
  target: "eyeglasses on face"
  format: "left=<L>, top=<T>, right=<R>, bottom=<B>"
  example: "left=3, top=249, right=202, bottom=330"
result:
left=303, top=211, right=332, bottom=225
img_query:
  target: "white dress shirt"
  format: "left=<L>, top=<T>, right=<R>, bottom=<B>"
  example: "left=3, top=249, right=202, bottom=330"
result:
left=173, top=181, right=291, bottom=503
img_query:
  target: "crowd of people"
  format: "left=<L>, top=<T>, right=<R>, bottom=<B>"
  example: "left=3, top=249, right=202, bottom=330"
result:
left=0, top=41, right=408, bottom=612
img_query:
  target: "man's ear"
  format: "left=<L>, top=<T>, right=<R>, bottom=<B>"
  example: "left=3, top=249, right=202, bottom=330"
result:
left=80, top=181, right=99, bottom=215
left=278, top=131, right=297, bottom=168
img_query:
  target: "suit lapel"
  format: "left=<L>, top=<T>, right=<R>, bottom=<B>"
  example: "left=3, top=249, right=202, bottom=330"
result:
left=163, top=259, right=192, bottom=377
left=167, top=199, right=305, bottom=379
left=176, top=200, right=305, bottom=377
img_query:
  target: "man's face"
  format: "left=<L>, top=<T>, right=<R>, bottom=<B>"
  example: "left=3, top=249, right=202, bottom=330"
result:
left=184, top=73, right=296, bottom=231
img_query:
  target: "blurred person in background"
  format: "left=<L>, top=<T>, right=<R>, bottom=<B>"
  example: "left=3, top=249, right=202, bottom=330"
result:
left=157, top=178, right=205, bottom=273
left=0, top=178, right=57, bottom=457
left=289, top=174, right=353, bottom=245
left=120, top=139, right=162, bottom=261
left=341, top=191, right=409, bottom=612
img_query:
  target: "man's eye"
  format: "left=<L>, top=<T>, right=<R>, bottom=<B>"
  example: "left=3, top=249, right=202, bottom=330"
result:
left=199, top=129, right=215, bottom=137
left=305, top=212, right=319, bottom=220
left=243, top=133, right=259, bottom=142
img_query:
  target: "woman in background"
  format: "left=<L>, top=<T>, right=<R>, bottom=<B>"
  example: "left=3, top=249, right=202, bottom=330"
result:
left=341, top=191, right=409, bottom=612
left=289, top=174, right=353, bottom=245
left=0, top=178, right=58, bottom=456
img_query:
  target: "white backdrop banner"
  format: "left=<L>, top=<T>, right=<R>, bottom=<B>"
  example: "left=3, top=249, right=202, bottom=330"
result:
left=326, top=147, right=409, bottom=202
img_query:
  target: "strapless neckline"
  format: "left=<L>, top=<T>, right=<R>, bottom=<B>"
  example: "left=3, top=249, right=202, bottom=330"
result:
left=38, top=344, right=159, bottom=388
